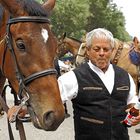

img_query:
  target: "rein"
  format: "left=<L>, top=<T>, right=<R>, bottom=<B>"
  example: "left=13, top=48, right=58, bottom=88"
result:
left=0, top=84, right=26, bottom=140
left=1, top=16, right=57, bottom=140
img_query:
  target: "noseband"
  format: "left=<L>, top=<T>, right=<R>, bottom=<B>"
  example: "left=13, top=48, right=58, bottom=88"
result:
left=2, top=16, right=57, bottom=101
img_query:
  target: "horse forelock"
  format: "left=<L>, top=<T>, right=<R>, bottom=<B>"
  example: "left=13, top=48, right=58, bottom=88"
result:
left=17, top=0, right=48, bottom=17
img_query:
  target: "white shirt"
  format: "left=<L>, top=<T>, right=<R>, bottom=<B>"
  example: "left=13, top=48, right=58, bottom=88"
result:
left=58, top=60, right=138, bottom=104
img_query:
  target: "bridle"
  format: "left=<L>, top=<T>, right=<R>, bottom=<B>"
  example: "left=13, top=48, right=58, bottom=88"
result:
left=1, top=16, right=57, bottom=112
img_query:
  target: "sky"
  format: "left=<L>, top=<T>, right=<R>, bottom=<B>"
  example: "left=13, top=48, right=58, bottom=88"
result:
left=113, top=0, right=140, bottom=39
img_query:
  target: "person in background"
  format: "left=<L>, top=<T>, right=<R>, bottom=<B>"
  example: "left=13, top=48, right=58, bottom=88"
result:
left=129, top=36, right=140, bottom=66
left=58, top=28, right=140, bottom=140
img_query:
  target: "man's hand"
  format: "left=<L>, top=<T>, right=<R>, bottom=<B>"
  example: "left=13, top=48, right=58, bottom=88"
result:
left=7, top=105, right=27, bottom=122
left=131, top=114, right=140, bottom=126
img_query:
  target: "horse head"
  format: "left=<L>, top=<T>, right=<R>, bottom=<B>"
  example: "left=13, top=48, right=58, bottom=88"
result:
left=57, top=32, right=68, bottom=58
left=0, top=0, right=65, bottom=131
left=57, top=33, right=82, bottom=62
left=75, top=42, right=87, bottom=66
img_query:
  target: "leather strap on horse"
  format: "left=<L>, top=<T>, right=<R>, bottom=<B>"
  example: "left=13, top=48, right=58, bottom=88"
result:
left=0, top=85, right=14, bottom=140
left=0, top=85, right=26, bottom=140
left=112, top=42, right=123, bottom=65
left=0, top=97, right=14, bottom=140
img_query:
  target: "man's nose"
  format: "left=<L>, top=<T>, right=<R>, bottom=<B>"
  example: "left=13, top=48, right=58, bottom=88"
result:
left=99, top=48, right=105, bottom=54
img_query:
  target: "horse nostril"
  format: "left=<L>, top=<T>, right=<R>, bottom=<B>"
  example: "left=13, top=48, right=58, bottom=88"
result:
left=43, top=111, right=55, bottom=130
left=45, top=111, right=54, bottom=121
left=43, top=110, right=64, bottom=131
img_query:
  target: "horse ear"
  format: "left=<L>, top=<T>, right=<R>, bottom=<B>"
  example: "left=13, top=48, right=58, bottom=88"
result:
left=64, top=32, right=67, bottom=38
left=59, top=32, right=66, bottom=42
left=42, top=0, right=55, bottom=13
left=0, top=0, right=26, bottom=16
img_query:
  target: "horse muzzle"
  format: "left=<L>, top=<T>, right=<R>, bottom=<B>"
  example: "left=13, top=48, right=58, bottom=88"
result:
left=27, top=105, right=65, bottom=131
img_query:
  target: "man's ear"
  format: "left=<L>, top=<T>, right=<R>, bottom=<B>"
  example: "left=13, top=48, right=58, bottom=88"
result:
left=111, top=47, right=114, bottom=52
left=86, top=46, right=90, bottom=56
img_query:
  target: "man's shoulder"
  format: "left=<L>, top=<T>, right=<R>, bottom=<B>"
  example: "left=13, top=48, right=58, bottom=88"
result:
left=75, top=62, right=88, bottom=69
left=112, top=64, right=129, bottom=76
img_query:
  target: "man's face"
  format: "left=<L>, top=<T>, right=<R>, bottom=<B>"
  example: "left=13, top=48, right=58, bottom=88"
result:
left=86, top=38, right=113, bottom=72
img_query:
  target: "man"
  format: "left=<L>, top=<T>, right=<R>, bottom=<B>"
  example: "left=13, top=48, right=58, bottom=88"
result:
left=58, top=28, right=140, bottom=140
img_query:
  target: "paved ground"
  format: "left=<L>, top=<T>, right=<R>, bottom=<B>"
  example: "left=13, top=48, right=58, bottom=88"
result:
left=0, top=88, right=140, bottom=140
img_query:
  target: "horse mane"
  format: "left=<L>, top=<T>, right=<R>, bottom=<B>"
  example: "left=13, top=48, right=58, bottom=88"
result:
left=0, top=4, right=4, bottom=25
left=68, top=37, right=82, bottom=43
left=0, top=0, right=49, bottom=26
left=17, top=0, right=49, bottom=17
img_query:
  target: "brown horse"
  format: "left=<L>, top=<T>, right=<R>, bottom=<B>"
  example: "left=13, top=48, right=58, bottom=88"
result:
left=58, top=35, right=140, bottom=94
left=57, top=33, right=82, bottom=58
left=0, top=0, right=64, bottom=131
left=57, top=33, right=86, bottom=67
left=111, top=39, right=140, bottom=93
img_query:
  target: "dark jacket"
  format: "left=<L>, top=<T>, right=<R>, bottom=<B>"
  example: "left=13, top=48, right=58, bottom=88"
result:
left=72, top=63, right=130, bottom=140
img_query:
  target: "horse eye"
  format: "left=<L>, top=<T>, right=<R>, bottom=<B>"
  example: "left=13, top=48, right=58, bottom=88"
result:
left=16, top=40, right=25, bottom=51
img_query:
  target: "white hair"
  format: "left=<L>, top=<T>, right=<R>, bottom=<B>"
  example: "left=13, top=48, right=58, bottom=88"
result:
left=86, top=28, right=115, bottom=48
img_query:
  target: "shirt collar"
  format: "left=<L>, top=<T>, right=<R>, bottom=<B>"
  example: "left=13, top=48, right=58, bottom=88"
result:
left=87, top=60, right=113, bottom=74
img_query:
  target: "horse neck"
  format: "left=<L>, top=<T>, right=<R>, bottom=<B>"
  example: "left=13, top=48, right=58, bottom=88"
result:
left=64, top=38, right=81, bottom=55
left=0, top=9, right=9, bottom=39
left=0, top=9, right=9, bottom=61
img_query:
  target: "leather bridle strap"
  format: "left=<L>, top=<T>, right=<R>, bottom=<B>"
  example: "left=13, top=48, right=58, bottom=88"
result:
left=0, top=84, right=27, bottom=140
left=24, top=69, right=57, bottom=85
left=0, top=98, right=14, bottom=140
left=0, top=85, right=14, bottom=140
left=7, top=16, right=50, bottom=24
left=112, top=42, right=123, bottom=65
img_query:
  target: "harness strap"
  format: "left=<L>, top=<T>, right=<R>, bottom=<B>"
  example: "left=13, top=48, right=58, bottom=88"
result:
left=0, top=85, right=14, bottom=140
left=112, top=42, right=123, bottom=64
left=16, top=119, right=26, bottom=140
left=0, top=97, right=14, bottom=140
left=7, top=16, right=50, bottom=24
left=7, top=120, right=14, bottom=140
left=0, top=85, right=9, bottom=113
left=24, top=68, right=57, bottom=85
left=0, top=85, right=26, bottom=140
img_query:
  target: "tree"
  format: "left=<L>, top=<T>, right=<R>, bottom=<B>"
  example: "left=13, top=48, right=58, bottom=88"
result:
left=36, top=0, right=131, bottom=41
left=35, top=0, right=43, bottom=3
left=86, top=0, right=131, bottom=41
left=51, top=0, right=90, bottom=39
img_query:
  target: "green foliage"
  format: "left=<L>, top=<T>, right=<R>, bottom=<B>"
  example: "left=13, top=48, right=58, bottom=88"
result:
left=35, top=0, right=43, bottom=4
left=36, top=0, right=131, bottom=41
left=86, top=0, right=131, bottom=41
left=51, top=0, right=90, bottom=39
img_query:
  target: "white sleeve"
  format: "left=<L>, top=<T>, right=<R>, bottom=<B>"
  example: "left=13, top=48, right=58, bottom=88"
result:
left=127, top=74, right=138, bottom=104
left=58, top=71, right=78, bottom=103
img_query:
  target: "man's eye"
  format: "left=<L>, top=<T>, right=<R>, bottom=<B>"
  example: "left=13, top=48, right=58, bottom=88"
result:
left=92, top=48, right=111, bottom=52
left=92, top=48, right=100, bottom=52
left=103, top=48, right=109, bottom=52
